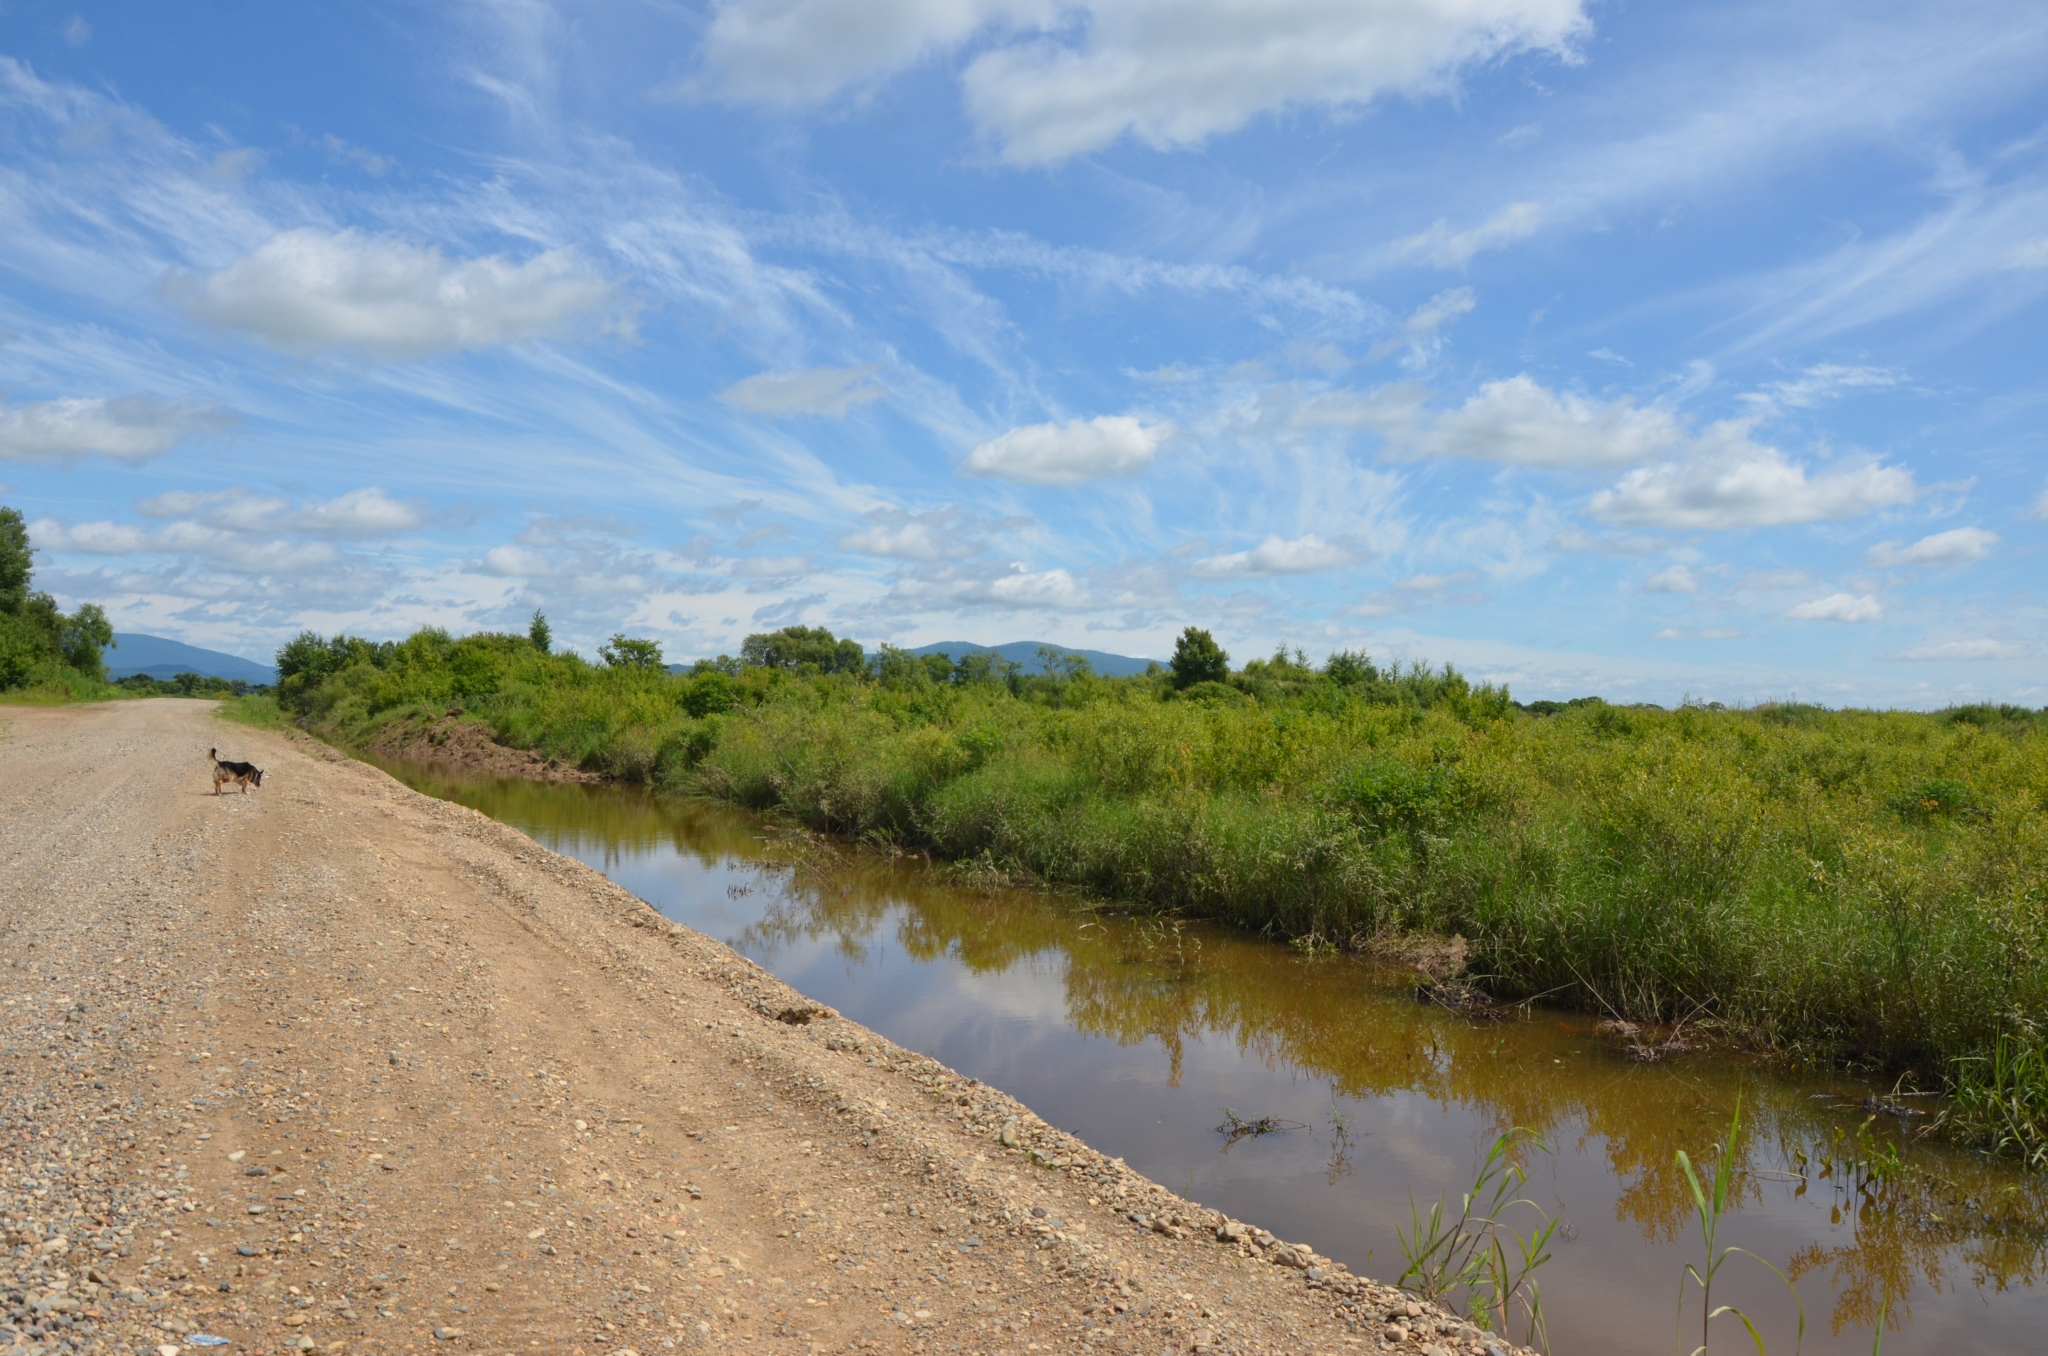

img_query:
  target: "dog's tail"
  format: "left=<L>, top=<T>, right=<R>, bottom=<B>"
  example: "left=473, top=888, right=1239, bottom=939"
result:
left=208, top=747, right=220, bottom=765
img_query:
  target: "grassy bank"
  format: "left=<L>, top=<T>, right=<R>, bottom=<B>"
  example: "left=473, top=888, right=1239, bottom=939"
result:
left=276, top=624, right=2048, bottom=1158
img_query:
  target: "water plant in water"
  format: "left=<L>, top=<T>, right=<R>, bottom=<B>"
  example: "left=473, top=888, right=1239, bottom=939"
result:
left=1675, top=1096, right=1804, bottom=1356
left=1937, top=1031, right=2048, bottom=1169
left=1397, top=1128, right=1559, bottom=1347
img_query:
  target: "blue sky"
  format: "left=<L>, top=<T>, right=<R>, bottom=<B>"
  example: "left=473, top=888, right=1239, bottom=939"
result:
left=1, top=0, right=2044, bottom=704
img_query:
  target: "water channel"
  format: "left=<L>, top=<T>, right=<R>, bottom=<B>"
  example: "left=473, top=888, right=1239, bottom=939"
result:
left=369, top=755, right=2048, bottom=1355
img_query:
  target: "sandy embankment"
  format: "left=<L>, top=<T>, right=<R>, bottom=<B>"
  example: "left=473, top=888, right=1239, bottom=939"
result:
left=0, top=700, right=1521, bottom=1356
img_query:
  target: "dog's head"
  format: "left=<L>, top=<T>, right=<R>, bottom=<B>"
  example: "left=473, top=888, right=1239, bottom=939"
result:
left=251, top=768, right=264, bottom=787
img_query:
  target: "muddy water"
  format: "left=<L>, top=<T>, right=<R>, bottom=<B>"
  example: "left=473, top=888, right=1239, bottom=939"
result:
left=375, top=758, right=2048, bottom=1355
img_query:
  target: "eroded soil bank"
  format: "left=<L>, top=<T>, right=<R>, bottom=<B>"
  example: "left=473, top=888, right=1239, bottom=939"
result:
left=0, top=699, right=1505, bottom=1356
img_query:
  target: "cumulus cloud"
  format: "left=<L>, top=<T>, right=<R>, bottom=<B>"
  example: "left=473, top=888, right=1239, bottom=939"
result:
left=1190, top=534, right=1354, bottom=578
left=1591, top=447, right=1917, bottom=530
left=28, top=516, right=346, bottom=575
left=163, top=228, right=615, bottom=359
left=1387, top=201, right=1544, bottom=267
left=1644, top=564, right=1697, bottom=593
left=1340, top=374, right=1685, bottom=468
left=1865, top=526, right=1998, bottom=568
left=962, top=415, right=1172, bottom=485
left=717, top=363, right=887, bottom=417
left=136, top=486, right=429, bottom=539
left=1786, top=593, right=1882, bottom=622
left=0, top=395, right=235, bottom=465
left=697, top=0, right=1590, bottom=164
left=1886, top=639, right=2020, bottom=661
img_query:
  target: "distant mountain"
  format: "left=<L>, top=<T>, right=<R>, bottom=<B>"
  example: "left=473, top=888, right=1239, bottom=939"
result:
left=104, top=633, right=278, bottom=686
left=905, top=640, right=1161, bottom=678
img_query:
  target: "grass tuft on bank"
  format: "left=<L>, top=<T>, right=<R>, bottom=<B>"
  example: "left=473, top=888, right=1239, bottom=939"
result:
left=275, top=621, right=2048, bottom=1163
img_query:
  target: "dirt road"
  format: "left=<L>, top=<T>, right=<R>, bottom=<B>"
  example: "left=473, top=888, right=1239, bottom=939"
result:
left=0, top=701, right=1504, bottom=1356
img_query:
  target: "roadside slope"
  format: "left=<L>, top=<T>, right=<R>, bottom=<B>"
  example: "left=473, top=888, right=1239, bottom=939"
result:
left=0, top=701, right=1507, bottom=1356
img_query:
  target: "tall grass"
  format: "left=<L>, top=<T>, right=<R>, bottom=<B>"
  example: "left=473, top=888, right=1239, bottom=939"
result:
left=275, top=625, right=2048, bottom=1159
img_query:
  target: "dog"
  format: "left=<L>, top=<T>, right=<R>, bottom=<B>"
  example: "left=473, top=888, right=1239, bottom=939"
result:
left=208, top=746, right=264, bottom=795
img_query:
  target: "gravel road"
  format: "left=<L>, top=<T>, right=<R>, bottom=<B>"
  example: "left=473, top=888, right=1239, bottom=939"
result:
left=0, top=700, right=1522, bottom=1356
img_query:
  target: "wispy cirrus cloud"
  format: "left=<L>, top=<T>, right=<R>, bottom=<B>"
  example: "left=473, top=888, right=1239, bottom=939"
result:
left=717, top=363, right=887, bottom=417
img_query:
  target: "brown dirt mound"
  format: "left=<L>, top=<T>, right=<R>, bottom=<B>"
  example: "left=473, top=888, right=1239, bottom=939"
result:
left=362, top=709, right=607, bottom=782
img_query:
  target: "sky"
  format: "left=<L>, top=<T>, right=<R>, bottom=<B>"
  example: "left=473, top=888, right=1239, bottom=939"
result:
left=1, top=0, right=2044, bottom=705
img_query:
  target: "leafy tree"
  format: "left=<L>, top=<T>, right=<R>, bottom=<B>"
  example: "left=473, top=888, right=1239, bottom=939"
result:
left=529, top=609, right=552, bottom=654
left=58, top=603, right=113, bottom=681
left=0, top=504, right=119, bottom=689
left=0, top=507, right=30, bottom=616
left=599, top=634, right=664, bottom=669
left=1169, top=626, right=1230, bottom=689
left=1324, top=648, right=1381, bottom=686
left=740, top=625, right=865, bottom=674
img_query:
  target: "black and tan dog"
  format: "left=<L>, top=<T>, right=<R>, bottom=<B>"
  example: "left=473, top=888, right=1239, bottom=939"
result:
left=208, top=747, right=264, bottom=795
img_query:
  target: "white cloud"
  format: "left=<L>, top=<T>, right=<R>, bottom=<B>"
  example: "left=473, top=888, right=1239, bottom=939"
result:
left=1339, top=374, right=1686, bottom=468
left=837, top=505, right=1010, bottom=561
left=28, top=516, right=346, bottom=575
left=1644, top=564, right=1697, bottom=593
left=1887, top=638, right=2020, bottom=661
left=1787, top=593, right=1882, bottom=623
left=1191, top=534, right=1354, bottom=578
left=730, top=554, right=813, bottom=579
left=698, top=0, right=1590, bottom=165
left=2010, top=237, right=2048, bottom=269
left=717, top=363, right=887, bottom=417
left=1368, top=287, right=1476, bottom=360
left=62, top=16, right=90, bottom=47
left=0, top=396, right=234, bottom=465
left=163, top=229, right=615, bottom=359
left=1742, top=363, right=1897, bottom=412
left=135, top=487, right=428, bottom=539
left=1591, top=445, right=1918, bottom=531
left=1864, top=526, right=1998, bottom=568
left=1387, top=201, right=1544, bottom=267
left=961, top=415, right=1172, bottom=485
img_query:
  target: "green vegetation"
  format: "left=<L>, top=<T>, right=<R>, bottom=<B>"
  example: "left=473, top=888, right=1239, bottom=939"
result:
left=0, top=505, right=114, bottom=697
left=1398, top=1128, right=1558, bottom=1344
left=216, top=691, right=286, bottom=730
left=274, top=618, right=2048, bottom=1161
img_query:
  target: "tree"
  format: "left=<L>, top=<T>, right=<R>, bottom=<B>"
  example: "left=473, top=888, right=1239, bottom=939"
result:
left=0, top=504, right=119, bottom=689
left=739, top=625, right=865, bottom=674
left=529, top=609, right=552, bottom=654
left=0, top=507, right=30, bottom=615
left=1169, top=626, right=1230, bottom=689
left=599, top=634, right=664, bottom=669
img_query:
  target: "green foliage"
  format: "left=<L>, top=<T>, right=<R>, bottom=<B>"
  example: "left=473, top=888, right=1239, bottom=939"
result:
left=1169, top=625, right=1230, bottom=689
left=116, top=671, right=255, bottom=698
left=275, top=620, right=2048, bottom=1109
left=529, top=609, right=552, bottom=654
left=1398, top=1128, right=1559, bottom=1343
left=216, top=691, right=286, bottom=729
left=1675, top=1097, right=1804, bottom=1356
left=1938, top=1033, right=2048, bottom=1169
left=0, top=504, right=121, bottom=693
left=741, top=624, right=865, bottom=674
left=599, top=634, right=664, bottom=669
left=0, top=507, right=30, bottom=615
